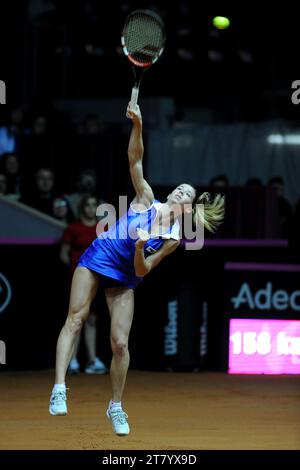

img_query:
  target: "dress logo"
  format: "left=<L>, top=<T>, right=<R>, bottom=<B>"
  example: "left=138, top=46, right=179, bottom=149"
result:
left=146, top=246, right=157, bottom=254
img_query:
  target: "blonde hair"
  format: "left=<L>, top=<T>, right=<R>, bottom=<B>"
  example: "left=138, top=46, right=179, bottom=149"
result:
left=192, top=192, right=225, bottom=233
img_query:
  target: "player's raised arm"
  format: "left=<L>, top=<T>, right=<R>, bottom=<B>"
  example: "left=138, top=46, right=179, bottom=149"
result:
left=127, top=104, right=154, bottom=206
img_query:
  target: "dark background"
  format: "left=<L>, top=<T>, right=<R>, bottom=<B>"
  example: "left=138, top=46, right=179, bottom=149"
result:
left=0, top=1, right=298, bottom=121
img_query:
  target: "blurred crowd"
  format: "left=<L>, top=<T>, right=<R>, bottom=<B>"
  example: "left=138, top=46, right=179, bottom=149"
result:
left=208, top=174, right=299, bottom=242
left=0, top=105, right=115, bottom=217
left=0, top=153, right=103, bottom=223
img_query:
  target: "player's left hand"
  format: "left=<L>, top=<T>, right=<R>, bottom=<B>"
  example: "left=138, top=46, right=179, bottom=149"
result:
left=135, top=227, right=150, bottom=249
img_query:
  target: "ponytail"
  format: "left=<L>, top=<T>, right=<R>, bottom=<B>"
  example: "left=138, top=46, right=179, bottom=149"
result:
left=192, top=192, right=225, bottom=233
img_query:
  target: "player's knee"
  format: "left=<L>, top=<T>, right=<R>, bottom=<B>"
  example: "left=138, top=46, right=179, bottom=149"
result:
left=67, top=305, right=88, bottom=335
left=111, top=337, right=128, bottom=358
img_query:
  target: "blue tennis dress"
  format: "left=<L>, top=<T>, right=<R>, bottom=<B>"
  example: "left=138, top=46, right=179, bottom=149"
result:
left=78, top=200, right=180, bottom=289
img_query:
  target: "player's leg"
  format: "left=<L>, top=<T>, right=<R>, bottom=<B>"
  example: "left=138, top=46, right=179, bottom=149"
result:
left=105, top=286, right=134, bottom=435
left=49, top=267, right=98, bottom=415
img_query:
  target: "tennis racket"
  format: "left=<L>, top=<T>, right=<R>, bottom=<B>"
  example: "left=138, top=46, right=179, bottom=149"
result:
left=121, top=9, right=166, bottom=108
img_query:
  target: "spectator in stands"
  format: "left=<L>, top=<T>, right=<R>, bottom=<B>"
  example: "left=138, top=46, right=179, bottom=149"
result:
left=0, top=125, right=15, bottom=158
left=0, top=152, right=21, bottom=198
left=66, top=169, right=98, bottom=218
left=0, top=107, right=25, bottom=157
left=210, top=174, right=229, bottom=188
left=78, top=113, right=105, bottom=135
left=60, top=193, right=107, bottom=374
left=52, top=196, right=75, bottom=224
left=268, top=176, right=292, bottom=237
left=32, top=115, right=48, bottom=136
left=22, top=167, right=56, bottom=216
left=0, top=173, right=7, bottom=195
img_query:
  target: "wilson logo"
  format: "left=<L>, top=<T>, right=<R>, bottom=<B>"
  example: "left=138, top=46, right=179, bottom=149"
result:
left=164, top=300, right=178, bottom=355
left=0, top=81, right=6, bottom=104
left=0, top=341, right=6, bottom=364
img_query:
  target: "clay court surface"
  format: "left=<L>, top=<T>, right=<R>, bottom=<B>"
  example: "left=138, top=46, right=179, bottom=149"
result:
left=0, top=370, right=299, bottom=450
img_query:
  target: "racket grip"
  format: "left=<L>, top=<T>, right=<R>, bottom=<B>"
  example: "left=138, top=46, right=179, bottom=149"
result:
left=130, top=86, right=139, bottom=108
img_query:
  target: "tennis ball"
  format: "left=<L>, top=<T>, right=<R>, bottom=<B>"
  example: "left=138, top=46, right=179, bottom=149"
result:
left=212, top=16, right=230, bottom=30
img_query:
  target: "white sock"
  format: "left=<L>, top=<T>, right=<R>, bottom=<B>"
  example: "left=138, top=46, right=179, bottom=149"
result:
left=109, top=399, right=122, bottom=410
left=53, top=383, right=66, bottom=393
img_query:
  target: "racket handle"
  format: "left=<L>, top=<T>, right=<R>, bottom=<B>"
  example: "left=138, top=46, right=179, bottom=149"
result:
left=130, top=86, right=139, bottom=108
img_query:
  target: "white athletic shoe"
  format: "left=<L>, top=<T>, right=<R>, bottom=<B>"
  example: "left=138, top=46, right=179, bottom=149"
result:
left=49, top=388, right=67, bottom=416
left=106, top=406, right=130, bottom=436
left=84, top=357, right=107, bottom=375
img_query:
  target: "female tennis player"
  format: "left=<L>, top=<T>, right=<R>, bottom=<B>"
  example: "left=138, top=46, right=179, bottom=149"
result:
left=49, top=103, right=225, bottom=436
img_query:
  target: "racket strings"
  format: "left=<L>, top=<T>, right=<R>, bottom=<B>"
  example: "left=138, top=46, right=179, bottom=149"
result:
left=124, top=14, right=164, bottom=66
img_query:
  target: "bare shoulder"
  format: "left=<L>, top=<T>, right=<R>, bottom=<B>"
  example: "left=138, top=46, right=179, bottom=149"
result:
left=130, top=191, right=155, bottom=211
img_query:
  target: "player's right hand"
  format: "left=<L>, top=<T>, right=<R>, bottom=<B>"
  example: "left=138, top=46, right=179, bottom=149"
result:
left=126, top=103, right=142, bottom=122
